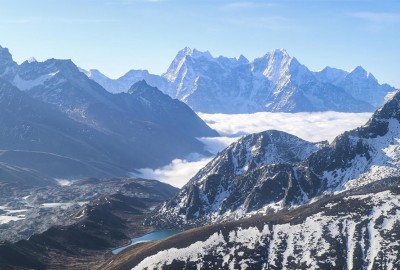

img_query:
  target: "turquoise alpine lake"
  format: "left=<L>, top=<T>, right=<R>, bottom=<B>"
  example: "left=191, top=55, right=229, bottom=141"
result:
left=112, top=229, right=181, bottom=254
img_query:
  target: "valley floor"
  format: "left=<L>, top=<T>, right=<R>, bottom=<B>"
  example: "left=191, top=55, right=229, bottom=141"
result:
left=0, top=178, right=177, bottom=270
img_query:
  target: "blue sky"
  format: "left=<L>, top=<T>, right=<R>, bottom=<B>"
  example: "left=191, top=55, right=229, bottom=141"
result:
left=0, top=0, right=399, bottom=87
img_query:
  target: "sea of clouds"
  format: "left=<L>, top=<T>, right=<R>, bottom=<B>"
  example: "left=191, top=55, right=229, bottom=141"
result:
left=133, top=112, right=373, bottom=187
left=199, top=111, right=373, bottom=143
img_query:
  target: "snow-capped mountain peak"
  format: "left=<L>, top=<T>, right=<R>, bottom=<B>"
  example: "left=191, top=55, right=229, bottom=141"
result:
left=127, top=79, right=155, bottom=94
left=0, top=46, right=14, bottom=63
left=191, top=48, right=213, bottom=60
left=237, top=54, right=249, bottom=64
left=181, top=46, right=192, bottom=55
left=252, top=48, right=305, bottom=86
left=347, top=65, right=377, bottom=82
left=85, top=47, right=395, bottom=113
left=265, top=48, right=290, bottom=59
left=163, top=48, right=190, bottom=82
left=0, top=46, right=18, bottom=78
left=85, top=69, right=109, bottom=80
left=267, top=48, right=291, bottom=62
left=173, top=47, right=208, bottom=61
left=315, top=66, right=348, bottom=84
left=27, top=57, right=37, bottom=63
left=350, top=65, right=368, bottom=75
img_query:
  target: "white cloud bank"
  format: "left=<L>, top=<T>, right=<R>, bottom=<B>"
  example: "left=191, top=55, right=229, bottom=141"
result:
left=132, top=153, right=213, bottom=188
left=199, top=111, right=373, bottom=143
left=134, top=112, right=373, bottom=188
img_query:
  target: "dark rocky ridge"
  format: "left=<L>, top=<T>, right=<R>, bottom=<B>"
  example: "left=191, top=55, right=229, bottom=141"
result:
left=0, top=78, right=133, bottom=181
left=0, top=46, right=218, bottom=184
left=149, top=130, right=327, bottom=226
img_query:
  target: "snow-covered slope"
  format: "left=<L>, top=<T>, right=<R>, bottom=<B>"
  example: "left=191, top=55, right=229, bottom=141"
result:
left=314, top=66, right=348, bottom=85
left=162, top=47, right=263, bottom=113
left=105, top=180, right=400, bottom=270
left=0, top=45, right=18, bottom=80
left=308, top=88, right=400, bottom=190
left=163, top=48, right=375, bottom=113
left=315, top=65, right=395, bottom=107
left=152, top=90, right=400, bottom=227
left=85, top=47, right=394, bottom=113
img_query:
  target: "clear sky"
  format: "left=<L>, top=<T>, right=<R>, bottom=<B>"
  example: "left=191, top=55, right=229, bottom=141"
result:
left=0, top=0, right=399, bottom=87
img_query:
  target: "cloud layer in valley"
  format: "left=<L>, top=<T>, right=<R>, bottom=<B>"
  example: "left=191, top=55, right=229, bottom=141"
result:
left=132, top=153, right=213, bottom=188
left=199, top=111, right=373, bottom=143
left=134, top=112, right=373, bottom=187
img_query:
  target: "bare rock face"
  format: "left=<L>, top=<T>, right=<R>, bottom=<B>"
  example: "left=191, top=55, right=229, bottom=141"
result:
left=150, top=130, right=327, bottom=226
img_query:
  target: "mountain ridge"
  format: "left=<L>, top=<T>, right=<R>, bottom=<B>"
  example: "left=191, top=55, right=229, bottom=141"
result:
left=84, top=47, right=395, bottom=113
left=0, top=46, right=218, bottom=184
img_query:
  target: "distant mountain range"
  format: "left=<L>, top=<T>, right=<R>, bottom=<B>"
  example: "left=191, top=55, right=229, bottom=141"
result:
left=85, top=47, right=395, bottom=113
left=0, top=45, right=218, bottom=185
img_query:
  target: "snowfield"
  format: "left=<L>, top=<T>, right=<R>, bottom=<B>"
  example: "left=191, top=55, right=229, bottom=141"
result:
left=132, top=189, right=400, bottom=270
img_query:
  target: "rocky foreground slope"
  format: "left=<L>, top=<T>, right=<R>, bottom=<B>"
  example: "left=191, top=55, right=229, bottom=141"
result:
left=105, top=178, right=399, bottom=270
